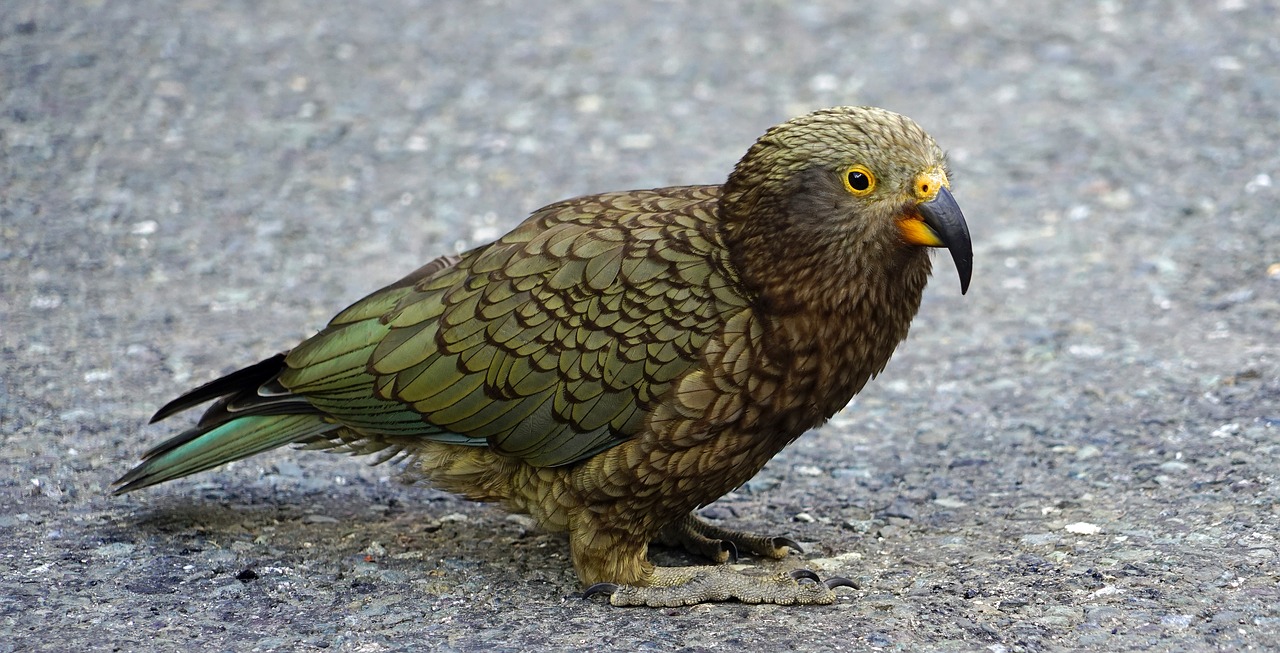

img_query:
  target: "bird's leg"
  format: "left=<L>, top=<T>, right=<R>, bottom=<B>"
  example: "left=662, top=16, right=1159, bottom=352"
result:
left=656, top=512, right=803, bottom=563
left=574, top=516, right=853, bottom=607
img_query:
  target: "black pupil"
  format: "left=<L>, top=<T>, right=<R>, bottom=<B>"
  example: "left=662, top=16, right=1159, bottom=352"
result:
left=848, top=171, right=869, bottom=191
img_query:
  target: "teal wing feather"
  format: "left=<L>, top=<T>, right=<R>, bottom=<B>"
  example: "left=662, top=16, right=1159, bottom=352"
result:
left=114, top=415, right=339, bottom=492
left=281, top=186, right=751, bottom=467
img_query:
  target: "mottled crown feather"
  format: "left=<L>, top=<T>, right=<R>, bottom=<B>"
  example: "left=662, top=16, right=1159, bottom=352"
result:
left=720, top=106, right=944, bottom=223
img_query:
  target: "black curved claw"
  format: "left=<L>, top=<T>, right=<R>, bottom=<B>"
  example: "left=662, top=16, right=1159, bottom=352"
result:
left=824, top=576, right=857, bottom=590
left=582, top=582, right=618, bottom=601
left=720, top=540, right=740, bottom=563
left=789, top=569, right=822, bottom=584
left=774, top=536, right=804, bottom=555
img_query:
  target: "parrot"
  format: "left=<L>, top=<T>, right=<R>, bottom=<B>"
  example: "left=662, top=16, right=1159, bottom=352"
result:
left=116, top=106, right=972, bottom=606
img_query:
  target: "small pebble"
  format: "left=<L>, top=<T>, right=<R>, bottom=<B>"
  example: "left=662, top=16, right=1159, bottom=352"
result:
left=1075, top=445, right=1102, bottom=460
left=1065, top=522, right=1102, bottom=535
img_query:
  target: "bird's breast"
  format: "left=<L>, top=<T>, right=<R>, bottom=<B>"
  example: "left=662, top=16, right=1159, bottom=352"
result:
left=746, top=278, right=927, bottom=434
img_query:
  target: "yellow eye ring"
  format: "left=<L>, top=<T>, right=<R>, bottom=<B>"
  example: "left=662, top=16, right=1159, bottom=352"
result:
left=843, top=165, right=876, bottom=196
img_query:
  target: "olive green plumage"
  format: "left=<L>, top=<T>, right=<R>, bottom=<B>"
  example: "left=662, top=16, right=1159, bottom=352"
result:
left=116, top=106, right=972, bottom=607
left=282, top=187, right=745, bottom=467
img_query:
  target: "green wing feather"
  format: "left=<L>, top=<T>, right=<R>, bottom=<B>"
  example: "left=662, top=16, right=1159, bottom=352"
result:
left=282, top=185, right=751, bottom=467
left=119, top=185, right=753, bottom=492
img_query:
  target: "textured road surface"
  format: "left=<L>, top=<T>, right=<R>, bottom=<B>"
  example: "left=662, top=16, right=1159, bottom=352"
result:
left=3, top=1, right=1279, bottom=651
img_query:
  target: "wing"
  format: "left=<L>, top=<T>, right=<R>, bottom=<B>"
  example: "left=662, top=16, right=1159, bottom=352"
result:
left=281, top=186, right=753, bottom=467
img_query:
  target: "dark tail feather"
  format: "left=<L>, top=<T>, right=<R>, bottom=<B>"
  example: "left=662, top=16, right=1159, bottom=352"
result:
left=151, top=353, right=290, bottom=423
left=116, top=353, right=335, bottom=493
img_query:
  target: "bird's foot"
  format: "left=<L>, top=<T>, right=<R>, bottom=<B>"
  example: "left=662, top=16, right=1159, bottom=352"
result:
left=656, top=513, right=802, bottom=564
left=583, top=566, right=855, bottom=607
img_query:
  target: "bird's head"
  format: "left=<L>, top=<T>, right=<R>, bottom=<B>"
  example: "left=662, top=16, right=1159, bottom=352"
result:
left=722, top=106, right=972, bottom=295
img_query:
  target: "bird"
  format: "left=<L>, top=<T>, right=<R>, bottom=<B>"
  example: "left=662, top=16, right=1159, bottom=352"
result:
left=115, top=106, right=972, bottom=607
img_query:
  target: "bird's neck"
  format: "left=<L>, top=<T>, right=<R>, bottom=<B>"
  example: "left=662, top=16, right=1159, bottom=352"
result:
left=725, top=220, right=934, bottom=431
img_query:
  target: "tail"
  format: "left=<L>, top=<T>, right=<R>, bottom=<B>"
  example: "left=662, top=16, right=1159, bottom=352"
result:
left=113, top=353, right=339, bottom=493
left=116, top=254, right=466, bottom=494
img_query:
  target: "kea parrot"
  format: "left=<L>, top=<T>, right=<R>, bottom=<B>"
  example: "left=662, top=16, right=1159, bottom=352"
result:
left=116, top=106, right=972, bottom=606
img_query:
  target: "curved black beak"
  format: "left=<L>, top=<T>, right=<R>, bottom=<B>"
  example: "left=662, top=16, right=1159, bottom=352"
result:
left=918, top=186, right=973, bottom=294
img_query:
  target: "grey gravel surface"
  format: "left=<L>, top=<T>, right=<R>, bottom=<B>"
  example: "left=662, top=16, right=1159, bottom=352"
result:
left=3, top=1, right=1279, bottom=651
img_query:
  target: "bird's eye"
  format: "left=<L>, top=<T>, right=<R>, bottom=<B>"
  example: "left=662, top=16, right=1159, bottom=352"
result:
left=843, top=166, right=875, bottom=196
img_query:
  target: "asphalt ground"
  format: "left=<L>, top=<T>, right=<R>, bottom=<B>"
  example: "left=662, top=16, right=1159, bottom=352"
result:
left=2, top=1, right=1278, bottom=651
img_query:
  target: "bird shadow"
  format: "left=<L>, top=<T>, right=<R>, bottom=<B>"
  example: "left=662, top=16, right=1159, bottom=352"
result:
left=104, top=481, right=573, bottom=576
